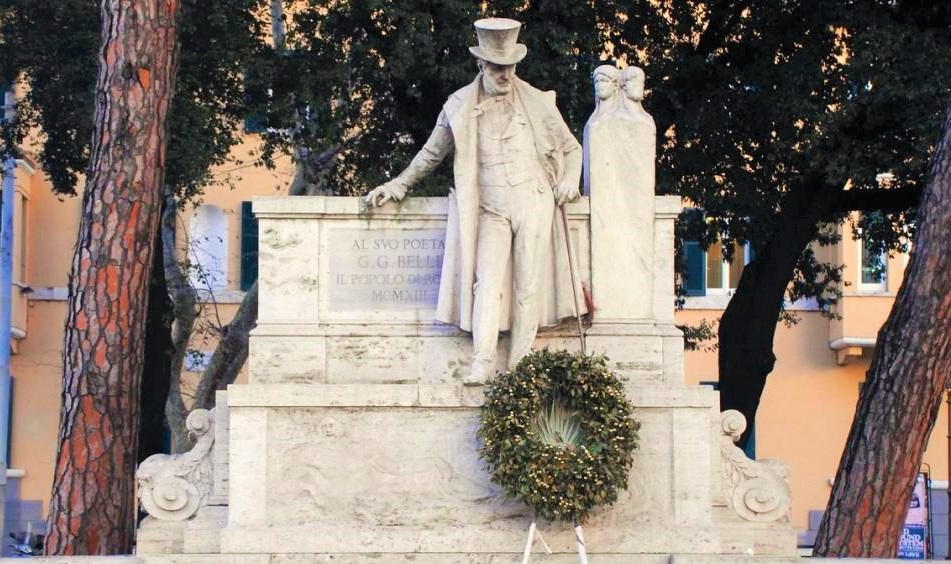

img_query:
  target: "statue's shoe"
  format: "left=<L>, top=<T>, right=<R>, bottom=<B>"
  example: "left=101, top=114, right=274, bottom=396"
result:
left=462, top=371, right=486, bottom=386
left=463, top=362, right=491, bottom=386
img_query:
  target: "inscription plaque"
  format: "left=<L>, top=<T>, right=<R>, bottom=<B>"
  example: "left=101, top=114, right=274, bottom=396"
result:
left=328, top=228, right=445, bottom=311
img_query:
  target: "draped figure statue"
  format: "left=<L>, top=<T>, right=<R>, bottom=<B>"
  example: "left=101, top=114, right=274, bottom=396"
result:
left=583, top=64, right=657, bottom=320
left=365, top=19, right=585, bottom=384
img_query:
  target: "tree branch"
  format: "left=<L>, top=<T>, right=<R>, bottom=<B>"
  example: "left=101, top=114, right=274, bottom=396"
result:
left=695, top=0, right=754, bottom=57
left=830, top=186, right=921, bottom=214
left=162, top=193, right=199, bottom=450
left=192, top=281, right=258, bottom=409
left=288, top=145, right=341, bottom=196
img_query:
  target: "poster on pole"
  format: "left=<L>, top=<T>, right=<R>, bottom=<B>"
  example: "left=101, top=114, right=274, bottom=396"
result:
left=898, top=472, right=930, bottom=560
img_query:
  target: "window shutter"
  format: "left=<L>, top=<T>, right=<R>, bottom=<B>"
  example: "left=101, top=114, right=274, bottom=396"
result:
left=244, top=115, right=266, bottom=134
left=744, top=424, right=756, bottom=460
left=240, top=201, right=258, bottom=291
left=684, top=240, right=706, bottom=296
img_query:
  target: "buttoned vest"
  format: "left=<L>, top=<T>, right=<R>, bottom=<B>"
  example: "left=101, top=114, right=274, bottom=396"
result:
left=477, top=103, right=544, bottom=190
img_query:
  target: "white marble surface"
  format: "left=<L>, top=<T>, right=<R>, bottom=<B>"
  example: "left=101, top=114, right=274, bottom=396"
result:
left=219, top=383, right=738, bottom=555
left=586, top=64, right=658, bottom=321
left=253, top=196, right=589, bottom=327
left=364, top=24, right=586, bottom=379
left=326, top=228, right=444, bottom=311
left=8, top=556, right=946, bottom=563
left=190, top=186, right=797, bottom=558
left=249, top=195, right=684, bottom=386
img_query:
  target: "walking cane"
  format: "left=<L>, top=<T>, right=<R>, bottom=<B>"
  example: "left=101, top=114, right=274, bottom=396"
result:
left=559, top=205, right=586, bottom=356
left=560, top=203, right=589, bottom=564
left=523, top=204, right=589, bottom=564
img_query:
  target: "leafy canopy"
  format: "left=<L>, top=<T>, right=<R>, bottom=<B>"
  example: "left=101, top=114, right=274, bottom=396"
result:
left=264, top=1, right=949, bottom=305
left=0, top=0, right=273, bottom=201
left=3, top=0, right=949, bottom=305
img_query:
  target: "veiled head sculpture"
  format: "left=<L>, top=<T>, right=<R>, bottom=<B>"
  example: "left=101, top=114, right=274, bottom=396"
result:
left=591, top=64, right=622, bottom=116
left=593, top=65, right=620, bottom=102
left=622, top=66, right=646, bottom=103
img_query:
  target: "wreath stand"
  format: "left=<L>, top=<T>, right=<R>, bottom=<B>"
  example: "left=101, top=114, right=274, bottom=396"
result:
left=482, top=206, right=636, bottom=563
left=520, top=520, right=587, bottom=564
left=522, top=206, right=590, bottom=564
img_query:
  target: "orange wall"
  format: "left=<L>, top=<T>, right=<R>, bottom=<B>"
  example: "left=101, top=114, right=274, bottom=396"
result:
left=10, top=301, right=67, bottom=514
left=26, top=171, right=80, bottom=289
left=10, top=136, right=289, bottom=513
left=830, top=217, right=909, bottom=343
left=679, top=307, right=948, bottom=530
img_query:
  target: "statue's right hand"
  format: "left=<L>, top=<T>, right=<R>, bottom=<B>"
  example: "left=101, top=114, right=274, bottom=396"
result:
left=364, top=181, right=403, bottom=207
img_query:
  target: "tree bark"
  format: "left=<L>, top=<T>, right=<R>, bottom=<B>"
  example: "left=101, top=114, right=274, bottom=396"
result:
left=45, top=0, right=181, bottom=555
left=813, top=105, right=951, bottom=557
left=191, top=281, right=258, bottom=411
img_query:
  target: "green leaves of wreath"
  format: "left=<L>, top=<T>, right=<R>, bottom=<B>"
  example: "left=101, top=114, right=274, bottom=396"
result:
left=478, top=349, right=640, bottom=524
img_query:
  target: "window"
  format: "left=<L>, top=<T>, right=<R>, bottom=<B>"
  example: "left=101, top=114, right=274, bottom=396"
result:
left=859, top=235, right=887, bottom=293
left=856, top=212, right=888, bottom=293
left=188, top=204, right=228, bottom=290
left=240, top=201, right=258, bottom=291
left=705, top=240, right=749, bottom=294
left=684, top=239, right=752, bottom=297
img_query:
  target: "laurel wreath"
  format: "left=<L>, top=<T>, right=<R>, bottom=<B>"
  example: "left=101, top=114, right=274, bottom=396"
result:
left=478, top=349, right=640, bottom=524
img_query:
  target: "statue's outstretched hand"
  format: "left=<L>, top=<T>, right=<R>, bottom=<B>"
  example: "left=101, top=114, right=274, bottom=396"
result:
left=365, top=180, right=406, bottom=207
left=553, top=182, right=580, bottom=206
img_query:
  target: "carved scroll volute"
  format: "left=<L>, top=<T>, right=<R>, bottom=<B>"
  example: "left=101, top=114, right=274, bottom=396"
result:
left=136, top=408, right=216, bottom=521
left=719, top=409, right=791, bottom=523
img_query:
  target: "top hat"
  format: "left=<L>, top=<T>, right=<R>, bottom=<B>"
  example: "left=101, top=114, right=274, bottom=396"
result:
left=468, top=18, right=527, bottom=66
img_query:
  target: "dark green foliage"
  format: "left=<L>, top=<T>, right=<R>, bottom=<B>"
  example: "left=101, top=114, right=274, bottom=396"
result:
left=168, top=0, right=272, bottom=202
left=4, top=1, right=948, bottom=261
left=3, top=0, right=950, bottom=446
left=266, top=0, right=485, bottom=195
left=0, top=0, right=271, bottom=200
left=261, top=0, right=950, bottom=294
left=479, top=349, right=640, bottom=524
left=649, top=1, right=949, bottom=280
left=254, top=0, right=613, bottom=196
left=651, top=1, right=951, bottom=444
left=0, top=0, right=98, bottom=191
left=680, top=318, right=719, bottom=352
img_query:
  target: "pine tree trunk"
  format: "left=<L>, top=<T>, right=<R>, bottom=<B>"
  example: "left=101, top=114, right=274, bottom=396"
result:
left=45, top=0, right=181, bottom=555
left=813, top=105, right=951, bottom=557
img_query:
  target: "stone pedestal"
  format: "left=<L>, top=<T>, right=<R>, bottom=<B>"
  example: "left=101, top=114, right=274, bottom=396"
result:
left=221, top=383, right=722, bottom=556
left=211, top=196, right=795, bottom=559
left=137, top=195, right=795, bottom=561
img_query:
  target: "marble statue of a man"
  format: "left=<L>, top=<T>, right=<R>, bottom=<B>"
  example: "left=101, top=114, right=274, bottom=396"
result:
left=365, top=18, right=585, bottom=384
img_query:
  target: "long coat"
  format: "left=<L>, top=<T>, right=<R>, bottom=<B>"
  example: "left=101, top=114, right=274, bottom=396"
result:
left=433, top=76, right=587, bottom=332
